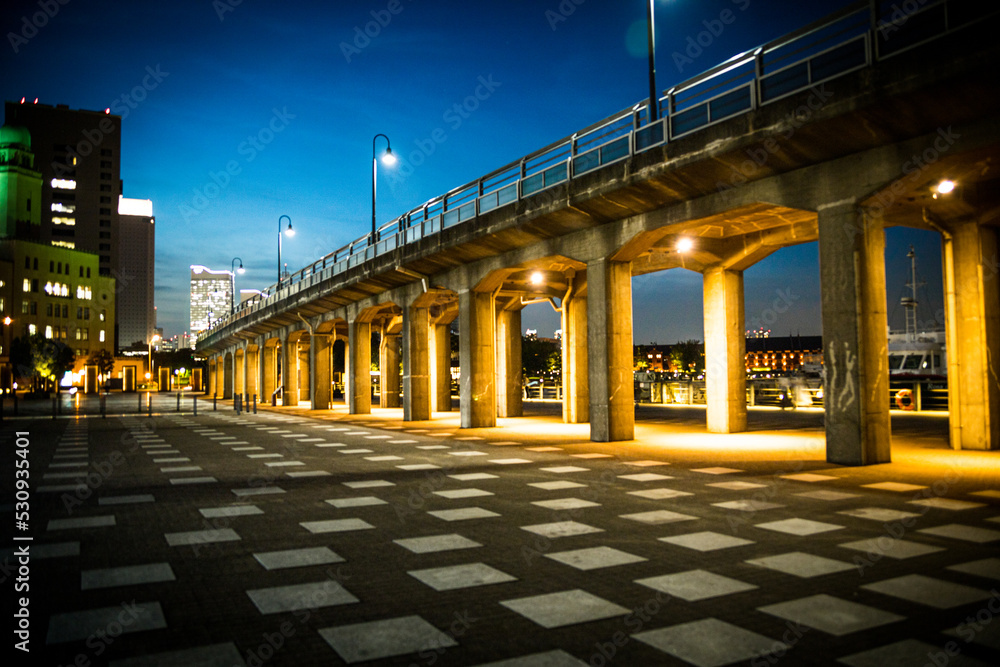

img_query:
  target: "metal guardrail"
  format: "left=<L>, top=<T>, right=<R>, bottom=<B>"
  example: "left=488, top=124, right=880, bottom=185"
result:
left=201, top=0, right=989, bottom=345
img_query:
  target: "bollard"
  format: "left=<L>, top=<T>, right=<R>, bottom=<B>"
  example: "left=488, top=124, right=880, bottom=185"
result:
left=177, top=393, right=181, bottom=412
left=253, top=393, right=257, bottom=414
left=213, top=394, right=217, bottom=411
left=100, top=394, right=106, bottom=418
left=235, top=393, right=240, bottom=415
left=193, top=395, right=198, bottom=416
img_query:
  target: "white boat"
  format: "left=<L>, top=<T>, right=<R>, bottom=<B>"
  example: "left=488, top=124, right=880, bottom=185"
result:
left=887, top=247, right=946, bottom=379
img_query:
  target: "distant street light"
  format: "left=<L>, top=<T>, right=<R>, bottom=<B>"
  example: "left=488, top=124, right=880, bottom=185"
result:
left=277, top=215, right=293, bottom=285
left=148, top=333, right=161, bottom=383
left=371, top=133, right=396, bottom=246
left=647, top=0, right=659, bottom=122
left=231, top=257, right=245, bottom=314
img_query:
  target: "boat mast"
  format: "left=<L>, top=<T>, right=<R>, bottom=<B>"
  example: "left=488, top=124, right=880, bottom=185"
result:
left=901, top=245, right=920, bottom=341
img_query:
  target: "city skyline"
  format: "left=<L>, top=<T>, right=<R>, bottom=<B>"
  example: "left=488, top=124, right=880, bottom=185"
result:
left=1, top=0, right=945, bottom=343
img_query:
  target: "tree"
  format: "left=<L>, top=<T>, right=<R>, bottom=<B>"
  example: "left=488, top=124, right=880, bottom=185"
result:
left=669, top=339, right=704, bottom=375
left=522, top=333, right=561, bottom=378
left=10, top=334, right=75, bottom=393
left=88, top=349, right=115, bottom=392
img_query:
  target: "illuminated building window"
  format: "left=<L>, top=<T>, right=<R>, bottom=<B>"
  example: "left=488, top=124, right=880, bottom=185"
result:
left=99, top=330, right=105, bottom=342
left=45, top=325, right=53, bottom=339
left=52, top=216, right=76, bottom=226
left=22, top=278, right=30, bottom=292
left=51, top=178, right=76, bottom=189
left=28, top=324, right=36, bottom=335
left=52, top=241, right=75, bottom=249
left=76, top=286, right=92, bottom=300
left=51, top=202, right=76, bottom=213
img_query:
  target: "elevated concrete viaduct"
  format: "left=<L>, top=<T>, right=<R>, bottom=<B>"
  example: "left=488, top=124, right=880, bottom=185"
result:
left=197, top=1, right=1000, bottom=465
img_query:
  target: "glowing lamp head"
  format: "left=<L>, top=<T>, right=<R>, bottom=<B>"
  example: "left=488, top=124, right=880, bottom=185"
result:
left=676, top=237, right=694, bottom=253
left=529, top=271, right=544, bottom=286
left=237, top=265, right=245, bottom=275
left=935, top=179, right=956, bottom=195
left=381, top=147, right=397, bottom=166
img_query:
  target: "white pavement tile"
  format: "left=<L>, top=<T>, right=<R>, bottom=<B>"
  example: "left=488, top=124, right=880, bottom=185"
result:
left=659, top=531, right=754, bottom=552
left=365, top=455, right=404, bottom=461
left=529, top=481, right=587, bottom=490
left=48, top=516, right=116, bottom=531
left=838, top=507, right=923, bottom=522
left=247, top=580, right=358, bottom=614
left=571, top=453, right=612, bottom=459
left=32, top=542, right=80, bottom=558
left=500, top=589, right=628, bottom=629
left=287, top=471, right=331, bottom=478
left=634, top=617, right=784, bottom=667
left=199, top=505, right=263, bottom=518
left=449, top=450, right=489, bottom=457
left=759, top=594, right=904, bottom=636
left=232, top=487, right=285, bottom=497
left=838, top=538, right=943, bottom=560
left=416, top=445, right=449, bottom=450
left=398, top=464, right=442, bottom=471
left=339, top=449, right=374, bottom=454
left=796, top=490, right=862, bottom=501
left=862, top=482, right=928, bottom=492
left=300, top=518, right=375, bottom=534
left=531, top=498, right=600, bottom=510
left=165, top=528, right=240, bottom=547
left=264, top=461, right=305, bottom=467
left=755, top=518, right=844, bottom=536
left=46, top=602, right=167, bottom=644
left=970, top=490, right=1000, bottom=499
left=170, top=477, right=218, bottom=485
left=625, top=460, right=670, bottom=467
left=81, top=563, right=176, bottom=590
left=837, top=639, right=996, bottom=667
left=108, top=642, right=247, bottom=667
left=917, top=524, right=1000, bottom=543
left=319, top=615, right=456, bottom=664
left=490, top=458, right=533, bottom=465
left=620, top=510, right=698, bottom=525
left=434, top=488, right=495, bottom=499
left=861, top=574, right=991, bottom=609
left=747, top=552, right=854, bottom=578
left=540, top=466, right=589, bottom=474
left=780, top=473, right=839, bottom=482
left=545, top=546, right=646, bottom=571
left=99, top=494, right=154, bottom=506
left=471, top=650, right=587, bottom=666
left=428, top=507, right=500, bottom=522
left=692, top=467, right=743, bottom=475
left=160, top=466, right=202, bottom=473
left=947, top=558, right=1000, bottom=581
left=152, top=457, right=191, bottom=463
left=253, top=547, right=345, bottom=570
left=527, top=446, right=562, bottom=452
left=343, top=480, right=395, bottom=489
left=449, top=473, right=499, bottom=481
left=326, top=496, right=388, bottom=508
left=713, top=500, right=784, bottom=512
left=247, top=453, right=283, bottom=459
left=707, top=481, right=767, bottom=490
left=909, top=498, right=987, bottom=511
left=637, top=570, right=757, bottom=601
left=629, top=488, right=693, bottom=500
left=521, top=521, right=604, bottom=539
left=408, top=562, right=516, bottom=591
left=394, top=533, right=482, bottom=554
left=618, top=473, right=674, bottom=482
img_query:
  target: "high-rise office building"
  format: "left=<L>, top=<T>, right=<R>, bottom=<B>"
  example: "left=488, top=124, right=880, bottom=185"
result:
left=190, top=265, right=232, bottom=345
left=118, top=197, right=155, bottom=348
left=3, top=100, right=154, bottom=351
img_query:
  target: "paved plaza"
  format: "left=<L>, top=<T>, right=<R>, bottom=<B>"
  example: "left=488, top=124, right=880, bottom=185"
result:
left=4, top=398, right=1000, bottom=666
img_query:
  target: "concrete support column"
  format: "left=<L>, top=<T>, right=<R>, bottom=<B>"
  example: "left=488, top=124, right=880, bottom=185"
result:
left=247, top=347, right=259, bottom=400
left=404, top=305, right=431, bottom=421
left=223, top=354, right=233, bottom=399
left=234, top=352, right=245, bottom=399
left=459, top=290, right=496, bottom=428
left=311, top=334, right=331, bottom=410
left=282, top=340, right=298, bottom=406
left=703, top=267, right=747, bottom=433
left=261, top=345, right=275, bottom=400
left=431, top=324, right=452, bottom=412
left=587, top=258, right=634, bottom=442
left=380, top=332, right=401, bottom=408
left=943, top=222, right=999, bottom=450
left=818, top=201, right=890, bottom=465
left=349, top=320, right=371, bottom=414
left=562, top=292, right=589, bottom=423
left=298, top=341, right=310, bottom=402
left=496, top=309, right=523, bottom=418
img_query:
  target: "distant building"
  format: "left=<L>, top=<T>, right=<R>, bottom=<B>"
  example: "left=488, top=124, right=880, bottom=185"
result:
left=117, top=197, right=155, bottom=348
left=3, top=100, right=155, bottom=352
left=745, top=335, right=822, bottom=373
left=190, top=265, right=232, bottom=345
left=0, top=121, right=116, bottom=388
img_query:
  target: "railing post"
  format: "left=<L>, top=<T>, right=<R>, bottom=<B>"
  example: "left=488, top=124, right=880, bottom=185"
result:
left=138, top=390, right=142, bottom=413
left=915, top=381, right=923, bottom=412
left=253, top=393, right=257, bottom=414
left=147, top=392, right=152, bottom=417
left=176, top=392, right=181, bottom=412
left=213, top=394, right=217, bottom=411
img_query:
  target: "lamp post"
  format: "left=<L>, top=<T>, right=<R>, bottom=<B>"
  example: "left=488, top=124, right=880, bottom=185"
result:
left=148, top=334, right=161, bottom=386
left=371, top=133, right=396, bottom=246
left=230, top=257, right=245, bottom=314
left=277, top=215, right=294, bottom=285
left=647, top=0, right=659, bottom=121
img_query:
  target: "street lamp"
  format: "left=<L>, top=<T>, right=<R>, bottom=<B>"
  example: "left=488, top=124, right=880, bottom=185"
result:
left=148, top=334, right=161, bottom=385
left=277, top=215, right=294, bottom=285
left=371, top=133, right=396, bottom=246
left=647, top=0, right=659, bottom=121
left=231, top=257, right=245, bottom=314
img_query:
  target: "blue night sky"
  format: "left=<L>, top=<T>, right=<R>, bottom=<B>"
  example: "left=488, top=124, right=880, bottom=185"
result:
left=1, top=0, right=944, bottom=343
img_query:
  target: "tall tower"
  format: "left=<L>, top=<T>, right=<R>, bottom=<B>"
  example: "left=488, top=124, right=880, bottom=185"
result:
left=0, top=123, right=42, bottom=235
left=190, top=265, right=233, bottom=344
